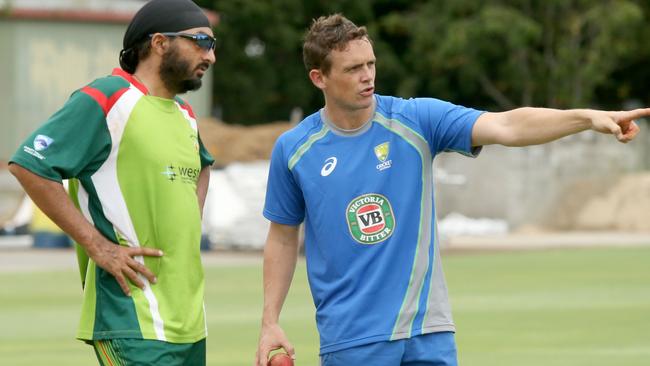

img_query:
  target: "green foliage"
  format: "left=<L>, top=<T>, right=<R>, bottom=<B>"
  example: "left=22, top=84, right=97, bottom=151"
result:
left=198, top=0, right=650, bottom=123
left=196, top=0, right=308, bottom=124
left=197, top=0, right=417, bottom=124
left=404, top=0, right=644, bottom=109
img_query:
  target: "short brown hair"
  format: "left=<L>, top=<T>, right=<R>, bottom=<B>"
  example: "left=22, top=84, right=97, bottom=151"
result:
left=303, top=14, right=370, bottom=74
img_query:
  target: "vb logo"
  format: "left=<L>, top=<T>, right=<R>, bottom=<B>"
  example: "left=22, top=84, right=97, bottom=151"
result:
left=346, top=193, right=395, bottom=244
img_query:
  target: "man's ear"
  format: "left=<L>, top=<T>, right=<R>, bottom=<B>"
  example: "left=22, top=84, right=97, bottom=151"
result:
left=309, top=69, right=326, bottom=90
left=150, top=33, right=168, bottom=56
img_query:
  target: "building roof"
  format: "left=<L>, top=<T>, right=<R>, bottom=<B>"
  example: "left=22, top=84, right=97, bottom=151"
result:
left=0, top=0, right=219, bottom=25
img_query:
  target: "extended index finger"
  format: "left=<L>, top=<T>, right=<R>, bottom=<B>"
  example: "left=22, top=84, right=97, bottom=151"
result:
left=620, top=108, right=650, bottom=121
left=129, top=247, right=164, bottom=257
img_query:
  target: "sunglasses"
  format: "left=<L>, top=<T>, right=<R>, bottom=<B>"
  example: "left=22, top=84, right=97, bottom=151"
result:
left=151, top=32, right=217, bottom=51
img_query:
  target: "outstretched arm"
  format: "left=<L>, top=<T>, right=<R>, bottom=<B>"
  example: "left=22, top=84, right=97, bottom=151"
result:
left=9, top=163, right=163, bottom=296
left=255, top=222, right=300, bottom=366
left=472, top=107, right=647, bottom=147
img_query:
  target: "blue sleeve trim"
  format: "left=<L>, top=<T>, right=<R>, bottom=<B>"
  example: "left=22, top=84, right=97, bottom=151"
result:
left=263, top=210, right=303, bottom=226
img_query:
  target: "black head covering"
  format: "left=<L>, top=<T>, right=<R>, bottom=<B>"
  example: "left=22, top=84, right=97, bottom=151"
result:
left=119, top=0, right=210, bottom=73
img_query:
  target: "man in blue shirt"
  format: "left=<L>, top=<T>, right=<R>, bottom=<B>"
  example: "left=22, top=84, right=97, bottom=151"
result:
left=255, top=14, right=645, bottom=366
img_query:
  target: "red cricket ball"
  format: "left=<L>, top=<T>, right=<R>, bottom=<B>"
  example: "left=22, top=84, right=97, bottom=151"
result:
left=267, top=352, right=294, bottom=366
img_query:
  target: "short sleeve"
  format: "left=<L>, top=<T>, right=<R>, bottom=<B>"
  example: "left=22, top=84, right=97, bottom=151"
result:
left=9, top=90, right=111, bottom=182
left=198, top=134, right=214, bottom=168
left=262, top=140, right=305, bottom=225
left=414, top=98, right=484, bottom=157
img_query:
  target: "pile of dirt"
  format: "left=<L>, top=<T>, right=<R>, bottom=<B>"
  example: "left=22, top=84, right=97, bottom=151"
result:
left=575, top=173, right=650, bottom=231
left=198, top=118, right=292, bottom=167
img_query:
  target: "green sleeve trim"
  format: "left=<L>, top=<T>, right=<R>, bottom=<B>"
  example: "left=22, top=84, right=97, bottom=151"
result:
left=288, top=124, right=329, bottom=170
left=198, top=134, right=214, bottom=167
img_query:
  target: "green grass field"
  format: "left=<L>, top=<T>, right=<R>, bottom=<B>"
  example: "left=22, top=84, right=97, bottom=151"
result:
left=1, top=247, right=649, bottom=365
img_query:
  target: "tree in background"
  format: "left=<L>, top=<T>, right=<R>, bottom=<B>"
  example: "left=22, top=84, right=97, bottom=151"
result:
left=196, top=0, right=308, bottom=124
left=198, top=0, right=649, bottom=124
left=197, top=0, right=411, bottom=124
left=398, top=0, right=645, bottom=110
left=595, top=0, right=650, bottom=109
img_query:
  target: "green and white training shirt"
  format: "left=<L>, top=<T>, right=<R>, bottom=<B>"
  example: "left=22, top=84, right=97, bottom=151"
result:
left=10, top=68, right=214, bottom=343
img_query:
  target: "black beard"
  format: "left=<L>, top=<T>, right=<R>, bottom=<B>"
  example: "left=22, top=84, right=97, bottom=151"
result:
left=159, top=45, right=204, bottom=95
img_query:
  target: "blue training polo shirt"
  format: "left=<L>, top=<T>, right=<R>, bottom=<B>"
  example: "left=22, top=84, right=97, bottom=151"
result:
left=263, top=94, right=483, bottom=354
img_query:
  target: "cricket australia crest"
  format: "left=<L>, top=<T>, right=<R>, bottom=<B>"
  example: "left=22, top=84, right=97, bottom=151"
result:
left=374, top=142, right=392, bottom=171
left=346, top=193, right=395, bottom=244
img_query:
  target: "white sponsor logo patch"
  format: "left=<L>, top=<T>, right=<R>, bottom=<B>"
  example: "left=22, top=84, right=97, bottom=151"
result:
left=23, top=146, right=45, bottom=160
left=33, top=135, right=54, bottom=151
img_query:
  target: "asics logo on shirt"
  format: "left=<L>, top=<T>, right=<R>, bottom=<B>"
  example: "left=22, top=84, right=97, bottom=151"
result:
left=321, top=157, right=337, bottom=177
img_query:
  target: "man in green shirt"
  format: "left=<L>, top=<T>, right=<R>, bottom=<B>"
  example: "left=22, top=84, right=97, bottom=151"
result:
left=9, top=0, right=216, bottom=364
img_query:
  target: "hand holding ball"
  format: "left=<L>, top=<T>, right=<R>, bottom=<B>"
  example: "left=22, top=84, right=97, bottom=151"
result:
left=267, top=352, right=294, bottom=366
